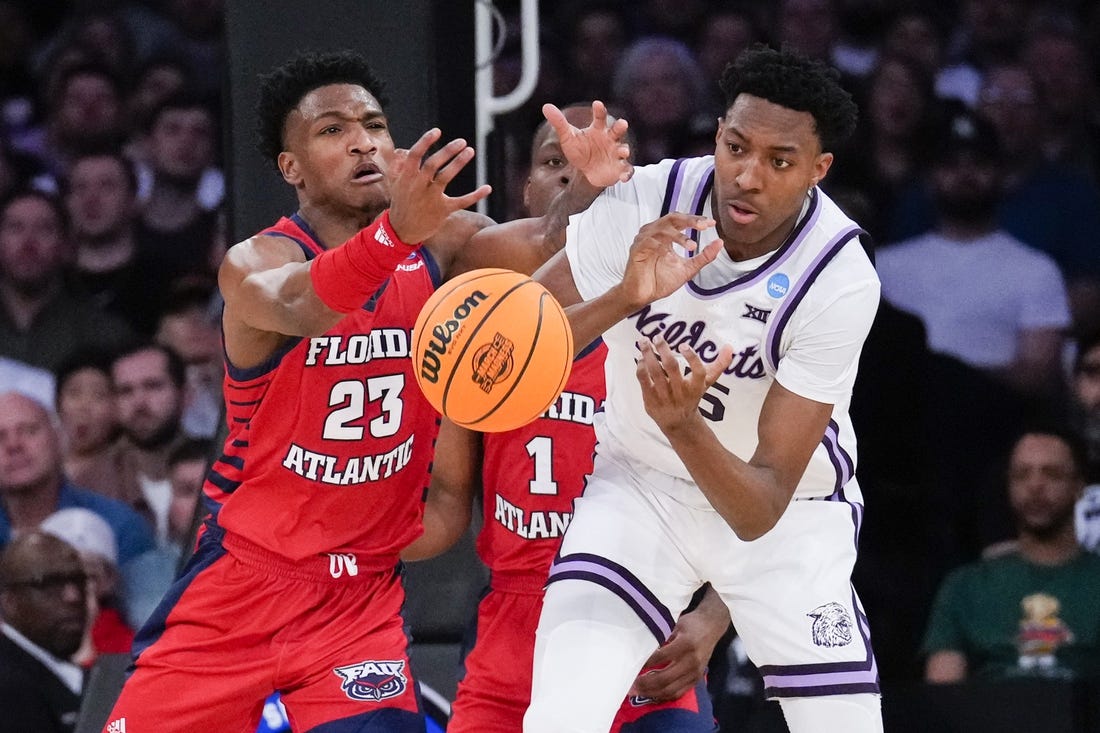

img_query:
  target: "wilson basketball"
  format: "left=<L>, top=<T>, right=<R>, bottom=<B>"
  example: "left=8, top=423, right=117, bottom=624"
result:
left=412, top=268, right=574, bottom=432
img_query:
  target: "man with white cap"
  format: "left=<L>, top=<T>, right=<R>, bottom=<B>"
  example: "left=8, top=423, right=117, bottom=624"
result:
left=40, top=507, right=133, bottom=666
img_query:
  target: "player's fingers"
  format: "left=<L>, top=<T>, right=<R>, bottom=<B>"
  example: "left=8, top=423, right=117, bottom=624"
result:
left=678, top=344, right=709, bottom=392
left=405, top=127, right=443, bottom=165
left=706, top=344, right=736, bottom=384
left=446, top=184, right=493, bottom=211
left=631, top=666, right=694, bottom=701
left=686, top=239, right=723, bottom=271
left=429, top=144, right=476, bottom=186
left=636, top=341, right=669, bottom=392
left=542, top=103, right=573, bottom=138
left=421, top=138, right=471, bottom=180
left=591, top=99, right=609, bottom=128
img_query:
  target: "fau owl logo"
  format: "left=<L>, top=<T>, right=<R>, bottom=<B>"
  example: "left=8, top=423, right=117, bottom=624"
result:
left=333, top=659, right=408, bottom=702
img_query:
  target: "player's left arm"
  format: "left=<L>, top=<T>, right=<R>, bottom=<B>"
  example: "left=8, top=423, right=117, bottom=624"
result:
left=630, top=584, right=731, bottom=701
left=639, top=275, right=880, bottom=540
left=402, top=419, right=482, bottom=561
left=641, top=341, right=833, bottom=540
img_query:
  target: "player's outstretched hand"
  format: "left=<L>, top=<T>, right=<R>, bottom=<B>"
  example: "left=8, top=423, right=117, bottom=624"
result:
left=386, top=128, right=492, bottom=244
left=542, top=100, right=632, bottom=187
left=621, top=212, right=720, bottom=310
left=637, top=337, right=734, bottom=434
left=629, top=609, right=714, bottom=702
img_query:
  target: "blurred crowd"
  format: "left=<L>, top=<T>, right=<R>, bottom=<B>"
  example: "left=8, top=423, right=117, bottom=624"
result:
left=1, top=0, right=1100, bottom=728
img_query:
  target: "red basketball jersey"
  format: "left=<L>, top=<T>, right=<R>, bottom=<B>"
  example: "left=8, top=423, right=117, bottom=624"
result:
left=476, top=341, right=607, bottom=576
left=203, top=214, right=441, bottom=562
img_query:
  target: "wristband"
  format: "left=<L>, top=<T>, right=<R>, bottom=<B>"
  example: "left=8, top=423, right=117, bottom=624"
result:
left=310, top=210, right=421, bottom=313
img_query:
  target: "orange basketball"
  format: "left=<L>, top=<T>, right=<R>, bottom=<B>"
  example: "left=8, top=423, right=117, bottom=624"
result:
left=412, top=268, right=574, bottom=432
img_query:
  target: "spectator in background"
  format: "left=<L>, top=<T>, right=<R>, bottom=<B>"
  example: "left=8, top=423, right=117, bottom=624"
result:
left=121, top=437, right=211, bottom=629
left=923, top=428, right=1100, bottom=683
left=876, top=109, right=1070, bottom=400
left=693, top=5, right=762, bottom=109
left=827, top=52, right=940, bottom=244
left=0, top=390, right=155, bottom=564
left=1072, top=335, right=1100, bottom=552
left=154, top=276, right=222, bottom=439
left=879, top=6, right=950, bottom=88
left=29, top=63, right=126, bottom=179
left=609, top=36, right=710, bottom=164
left=54, top=348, right=145, bottom=515
left=0, top=189, right=132, bottom=372
left=937, top=0, right=1032, bottom=108
left=0, top=0, right=36, bottom=102
left=0, top=356, right=55, bottom=407
left=124, top=52, right=191, bottom=138
left=977, top=63, right=1100, bottom=340
left=552, top=1, right=628, bottom=104
left=111, top=343, right=187, bottom=544
left=1021, top=15, right=1100, bottom=177
left=133, top=93, right=222, bottom=285
left=159, top=0, right=225, bottom=98
left=0, top=531, right=88, bottom=733
left=63, top=150, right=160, bottom=334
left=40, top=506, right=134, bottom=667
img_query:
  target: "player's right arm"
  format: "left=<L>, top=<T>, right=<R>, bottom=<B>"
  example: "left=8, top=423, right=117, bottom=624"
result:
left=221, top=129, right=491, bottom=368
left=535, top=212, right=722, bottom=354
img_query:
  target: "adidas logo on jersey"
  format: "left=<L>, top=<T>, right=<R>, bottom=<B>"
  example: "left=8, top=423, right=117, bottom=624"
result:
left=374, top=225, right=394, bottom=248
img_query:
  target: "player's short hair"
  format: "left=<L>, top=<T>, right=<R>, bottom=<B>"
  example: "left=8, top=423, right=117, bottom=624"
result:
left=255, top=49, right=389, bottom=165
left=719, top=44, right=858, bottom=152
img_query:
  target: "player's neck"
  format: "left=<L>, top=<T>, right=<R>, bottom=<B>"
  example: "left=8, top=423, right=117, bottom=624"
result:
left=296, top=201, right=384, bottom=250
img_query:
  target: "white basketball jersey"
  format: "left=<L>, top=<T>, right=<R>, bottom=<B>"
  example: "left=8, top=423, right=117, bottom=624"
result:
left=565, top=156, right=880, bottom=502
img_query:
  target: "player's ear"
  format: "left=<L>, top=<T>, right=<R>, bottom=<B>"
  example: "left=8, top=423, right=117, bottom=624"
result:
left=810, top=152, right=834, bottom=188
left=278, top=151, right=301, bottom=186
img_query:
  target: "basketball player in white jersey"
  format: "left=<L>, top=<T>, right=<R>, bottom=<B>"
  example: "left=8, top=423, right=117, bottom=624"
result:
left=522, top=45, right=882, bottom=732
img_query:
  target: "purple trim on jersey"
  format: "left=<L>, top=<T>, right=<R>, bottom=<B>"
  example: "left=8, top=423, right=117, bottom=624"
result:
left=687, top=188, right=822, bottom=298
left=764, top=227, right=862, bottom=371
left=819, top=420, right=854, bottom=493
left=757, top=587, right=879, bottom=697
left=548, top=553, right=675, bottom=643
left=686, top=167, right=715, bottom=246
left=660, top=159, right=688, bottom=217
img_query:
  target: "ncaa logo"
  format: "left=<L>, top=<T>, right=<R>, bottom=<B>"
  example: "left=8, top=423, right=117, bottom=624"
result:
left=766, top=273, right=790, bottom=299
left=333, top=659, right=408, bottom=702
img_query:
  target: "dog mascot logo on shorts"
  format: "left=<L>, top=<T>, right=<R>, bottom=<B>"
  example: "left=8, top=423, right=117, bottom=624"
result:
left=333, top=659, right=408, bottom=701
left=807, top=602, right=854, bottom=648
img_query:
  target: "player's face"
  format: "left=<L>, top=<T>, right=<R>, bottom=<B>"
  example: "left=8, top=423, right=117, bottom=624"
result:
left=279, top=83, right=394, bottom=215
left=524, top=107, right=594, bottom=218
left=1007, top=434, right=1081, bottom=537
left=712, top=94, right=832, bottom=259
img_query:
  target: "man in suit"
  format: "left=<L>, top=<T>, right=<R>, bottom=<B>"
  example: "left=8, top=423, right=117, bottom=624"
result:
left=0, top=531, right=90, bottom=732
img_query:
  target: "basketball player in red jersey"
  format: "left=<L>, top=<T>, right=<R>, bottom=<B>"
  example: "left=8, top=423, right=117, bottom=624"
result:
left=103, top=52, right=631, bottom=733
left=406, top=106, right=730, bottom=733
